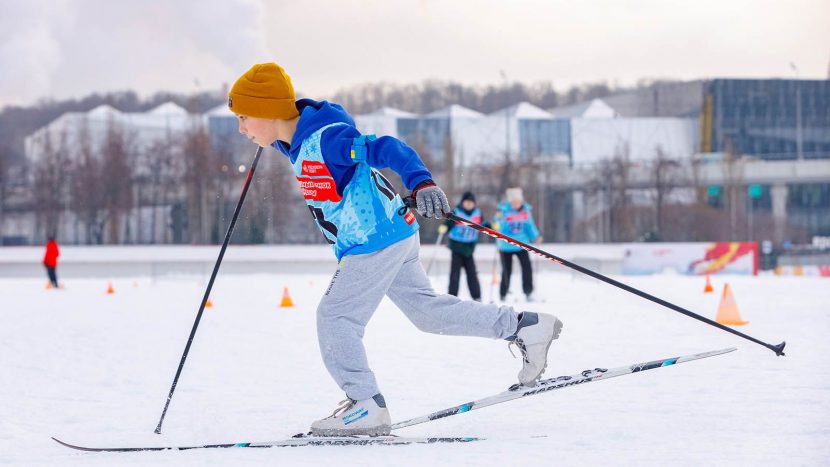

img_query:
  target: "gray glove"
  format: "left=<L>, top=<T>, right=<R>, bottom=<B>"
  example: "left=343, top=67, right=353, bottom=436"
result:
left=414, top=182, right=451, bottom=219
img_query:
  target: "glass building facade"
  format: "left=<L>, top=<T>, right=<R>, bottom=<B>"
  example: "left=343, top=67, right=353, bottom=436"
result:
left=702, top=79, right=830, bottom=160
left=208, top=114, right=240, bottom=150
left=396, top=117, right=449, bottom=158
left=397, top=117, right=573, bottom=164
left=518, top=119, right=572, bottom=162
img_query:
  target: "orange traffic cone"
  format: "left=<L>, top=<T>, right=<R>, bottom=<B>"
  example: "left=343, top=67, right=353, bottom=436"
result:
left=205, top=298, right=213, bottom=308
left=46, top=281, right=53, bottom=289
left=703, top=274, right=714, bottom=293
left=106, top=282, right=115, bottom=295
left=715, top=283, right=748, bottom=326
left=280, top=287, right=295, bottom=308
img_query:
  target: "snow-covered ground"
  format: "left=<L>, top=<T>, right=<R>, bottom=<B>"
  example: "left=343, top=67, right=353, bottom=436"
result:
left=1, top=264, right=828, bottom=466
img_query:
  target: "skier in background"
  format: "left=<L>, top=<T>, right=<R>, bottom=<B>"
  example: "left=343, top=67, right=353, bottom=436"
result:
left=494, top=188, right=541, bottom=302
left=227, top=63, right=563, bottom=437
left=438, top=191, right=484, bottom=301
left=43, top=236, right=60, bottom=289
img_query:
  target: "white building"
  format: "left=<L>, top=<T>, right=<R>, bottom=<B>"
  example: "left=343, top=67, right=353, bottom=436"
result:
left=25, top=102, right=204, bottom=166
left=18, top=97, right=704, bottom=245
left=353, top=106, right=416, bottom=137
left=21, top=103, right=207, bottom=244
left=549, top=98, right=698, bottom=166
left=568, top=116, right=699, bottom=165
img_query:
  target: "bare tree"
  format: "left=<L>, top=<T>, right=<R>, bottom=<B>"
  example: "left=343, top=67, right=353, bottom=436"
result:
left=0, top=142, right=9, bottom=245
left=32, top=128, right=71, bottom=240
left=328, top=78, right=630, bottom=114
left=581, top=143, right=635, bottom=242
left=99, top=120, right=135, bottom=243
left=72, top=121, right=107, bottom=244
left=182, top=125, right=221, bottom=244
left=610, top=144, right=634, bottom=241
left=651, top=146, right=681, bottom=240
left=67, top=118, right=135, bottom=244
left=143, top=129, right=182, bottom=243
left=442, top=127, right=456, bottom=203
left=238, top=151, right=301, bottom=244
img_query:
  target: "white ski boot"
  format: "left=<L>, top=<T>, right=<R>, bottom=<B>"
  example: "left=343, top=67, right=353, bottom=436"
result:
left=508, top=312, right=563, bottom=387
left=310, top=394, right=391, bottom=437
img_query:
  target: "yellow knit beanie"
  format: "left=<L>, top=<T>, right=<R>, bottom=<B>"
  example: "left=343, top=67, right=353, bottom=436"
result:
left=228, top=63, right=299, bottom=119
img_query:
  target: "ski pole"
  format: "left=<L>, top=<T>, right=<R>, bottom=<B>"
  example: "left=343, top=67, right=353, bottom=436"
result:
left=455, top=212, right=785, bottom=355
left=487, top=239, right=500, bottom=303
left=154, top=146, right=264, bottom=434
left=400, top=198, right=786, bottom=356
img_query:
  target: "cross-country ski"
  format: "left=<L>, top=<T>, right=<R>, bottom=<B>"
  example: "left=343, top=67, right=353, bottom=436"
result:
left=392, top=347, right=736, bottom=430
left=51, top=435, right=482, bottom=452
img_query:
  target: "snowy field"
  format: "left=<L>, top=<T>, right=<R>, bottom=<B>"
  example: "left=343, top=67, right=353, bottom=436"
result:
left=1, top=264, right=828, bottom=466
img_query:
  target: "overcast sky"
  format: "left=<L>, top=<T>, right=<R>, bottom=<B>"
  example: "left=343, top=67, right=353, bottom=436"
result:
left=1, top=0, right=828, bottom=109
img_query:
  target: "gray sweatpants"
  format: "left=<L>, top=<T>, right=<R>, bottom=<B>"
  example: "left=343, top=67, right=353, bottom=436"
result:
left=317, top=233, right=519, bottom=401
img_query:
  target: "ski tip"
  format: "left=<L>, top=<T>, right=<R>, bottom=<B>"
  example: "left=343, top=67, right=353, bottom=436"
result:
left=706, top=347, right=737, bottom=356
left=52, top=437, right=75, bottom=446
left=52, top=437, right=86, bottom=451
left=771, top=341, right=786, bottom=357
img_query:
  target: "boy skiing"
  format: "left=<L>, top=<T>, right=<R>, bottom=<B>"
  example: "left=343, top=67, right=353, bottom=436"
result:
left=228, top=63, right=562, bottom=437
left=438, top=191, right=484, bottom=301
left=494, top=188, right=541, bottom=302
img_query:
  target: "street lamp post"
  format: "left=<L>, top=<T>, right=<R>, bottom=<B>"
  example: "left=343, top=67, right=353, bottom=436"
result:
left=790, top=62, right=804, bottom=161
left=500, top=69, right=510, bottom=171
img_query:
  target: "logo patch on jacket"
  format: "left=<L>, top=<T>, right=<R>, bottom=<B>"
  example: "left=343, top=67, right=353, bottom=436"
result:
left=505, top=211, right=529, bottom=222
left=296, top=177, right=342, bottom=202
left=297, top=161, right=343, bottom=203
left=301, top=161, right=331, bottom=177
left=296, top=161, right=342, bottom=202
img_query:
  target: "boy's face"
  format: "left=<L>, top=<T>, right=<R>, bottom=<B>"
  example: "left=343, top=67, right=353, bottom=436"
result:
left=462, top=199, right=475, bottom=211
left=236, top=114, right=279, bottom=147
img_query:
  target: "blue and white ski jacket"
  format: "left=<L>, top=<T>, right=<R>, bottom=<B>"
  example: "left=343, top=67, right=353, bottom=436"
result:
left=447, top=207, right=483, bottom=243
left=493, top=202, right=540, bottom=252
left=273, top=99, right=432, bottom=261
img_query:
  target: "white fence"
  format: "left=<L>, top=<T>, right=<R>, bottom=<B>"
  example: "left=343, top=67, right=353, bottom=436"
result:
left=0, top=243, right=626, bottom=280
